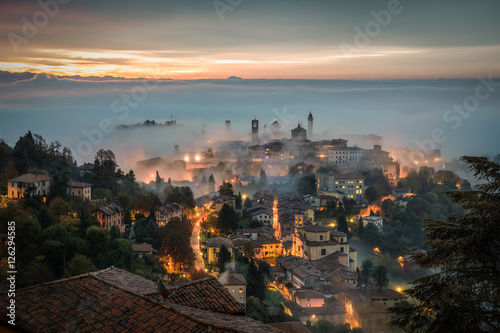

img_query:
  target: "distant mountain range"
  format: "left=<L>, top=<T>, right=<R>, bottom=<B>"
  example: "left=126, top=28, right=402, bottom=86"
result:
left=0, top=70, right=173, bottom=83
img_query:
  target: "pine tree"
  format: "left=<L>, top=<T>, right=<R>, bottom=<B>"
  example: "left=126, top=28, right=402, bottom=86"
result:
left=337, top=215, right=348, bottom=234
left=391, top=156, right=500, bottom=332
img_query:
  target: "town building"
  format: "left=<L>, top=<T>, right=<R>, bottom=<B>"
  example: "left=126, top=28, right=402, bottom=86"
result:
left=67, top=181, right=92, bottom=200
left=218, top=273, right=247, bottom=307
left=93, top=204, right=124, bottom=233
left=155, top=203, right=184, bottom=226
left=362, top=215, right=384, bottom=233
left=205, top=237, right=233, bottom=265
left=7, top=173, right=53, bottom=198
left=317, top=172, right=366, bottom=202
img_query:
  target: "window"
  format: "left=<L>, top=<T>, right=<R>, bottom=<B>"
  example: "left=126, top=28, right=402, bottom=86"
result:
left=239, top=296, right=243, bottom=302
left=321, top=249, right=326, bottom=255
left=341, top=247, right=344, bottom=252
left=232, top=288, right=235, bottom=293
left=307, top=304, right=311, bottom=307
left=239, top=288, right=243, bottom=293
left=340, top=238, right=344, bottom=243
left=319, top=235, right=323, bottom=240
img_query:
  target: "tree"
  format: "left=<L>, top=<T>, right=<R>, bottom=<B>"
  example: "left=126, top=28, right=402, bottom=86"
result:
left=337, top=215, right=348, bottom=234
left=247, top=260, right=266, bottom=301
left=158, top=217, right=195, bottom=270
left=298, top=175, right=317, bottom=195
left=259, top=169, right=267, bottom=186
left=218, top=181, right=235, bottom=197
left=67, top=254, right=97, bottom=276
left=372, top=265, right=389, bottom=290
left=208, top=173, right=215, bottom=192
left=216, top=203, right=238, bottom=234
left=216, top=244, right=232, bottom=272
left=0, top=161, right=18, bottom=186
left=243, top=241, right=255, bottom=259
left=391, top=156, right=500, bottom=332
left=360, top=259, right=373, bottom=285
left=244, top=197, right=252, bottom=209
left=357, top=216, right=365, bottom=237
left=49, top=196, right=72, bottom=221
left=365, top=186, right=377, bottom=203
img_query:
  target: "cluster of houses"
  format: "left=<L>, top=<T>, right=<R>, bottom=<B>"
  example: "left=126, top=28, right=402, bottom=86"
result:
left=6, top=173, right=92, bottom=200
left=200, top=189, right=403, bottom=332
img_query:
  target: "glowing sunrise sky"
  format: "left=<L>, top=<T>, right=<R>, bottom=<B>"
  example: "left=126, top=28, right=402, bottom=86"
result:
left=1, top=0, right=499, bottom=79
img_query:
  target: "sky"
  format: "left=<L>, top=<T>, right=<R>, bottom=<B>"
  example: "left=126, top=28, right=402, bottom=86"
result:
left=0, top=0, right=499, bottom=167
left=1, top=0, right=499, bottom=79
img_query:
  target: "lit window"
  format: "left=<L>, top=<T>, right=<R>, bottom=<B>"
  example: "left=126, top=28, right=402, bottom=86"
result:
left=239, top=288, right=243, bottom=293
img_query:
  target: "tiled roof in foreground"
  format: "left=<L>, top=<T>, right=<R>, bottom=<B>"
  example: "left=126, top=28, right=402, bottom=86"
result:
left=91, top=266, right=157, bottom=295
left=164, top=276, right=246, bottom=315
left=0, top=273, right=285, bottom=333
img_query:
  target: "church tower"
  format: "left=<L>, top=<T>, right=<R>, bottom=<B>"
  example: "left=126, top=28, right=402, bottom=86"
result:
left=251, top=118, right=259, bottom=142
left=307, top=112, right=313, bottom=139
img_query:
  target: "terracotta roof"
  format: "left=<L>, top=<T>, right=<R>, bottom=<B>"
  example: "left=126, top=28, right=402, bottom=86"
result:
left=91, top=266, right=157, bottom=295
left=131, top=243, right=153, bottom=253
left=359, top=288, right=407, bottom=300
left=7, top=173, right=52, bottom=182
left=294, top=290, right=325, bottom=299
left=0, top=274, right=229, bottom=333
left=301, top=224, right=330, bottom=233
left=167, top=303, right=284, bottom=333
left=78, top=163, right=94, bottom=170
left=94, top=203, right=123, bottom=215
left=164, top=276, right=245, bottom=315
left=206, top=237, right=233, bottom=248
left=67, top=180, right=92, bottom=188
left=218, top=273, right=247, bottom=286
left=269, top=322, right=312, bottom=333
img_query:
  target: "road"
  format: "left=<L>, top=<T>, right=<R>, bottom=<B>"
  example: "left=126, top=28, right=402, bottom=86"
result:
left=191, top=214, right=206, bottom=272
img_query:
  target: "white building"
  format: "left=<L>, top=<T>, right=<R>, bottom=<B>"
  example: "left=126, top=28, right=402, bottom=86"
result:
left=317, top=172, right=366, bottom=202
left=67, top=181, right=92, bottom=200
left=362, top=215, right=384, bottom=233
left=7, top=173, right=53, bottom=198
left=328, top=146, right=363, bottom=169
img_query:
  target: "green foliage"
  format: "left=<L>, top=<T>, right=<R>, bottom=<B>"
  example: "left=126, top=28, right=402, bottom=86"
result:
left=134, top=192, right=161, bottom=211
left=259, top=169, right=267, bottom=186
left=246, top=260, right=266, bottom=301
left=365, top=186, right=377, bottom=203
left=372, top=265, right=389, bottom=290
left=216, top=244, right=232, bottom=272
left=289, top=162, right=314, bottom=176
left=391, top=156, right=500, bottom=332
left=244, top=197, right=252, bottom=209
left=216, top=203, right=238, bottom=234
left=67, top=254, right=97, bottom=276
left=218, top=181, right=235, bottom=197
left=134, top=217, right=159, bottom=248
left=246, top=296, right=271, bottom=323
left=243, top=241, right=255, bottom=258
left=360, top=259, right=373, bottom=285
left=163, top=186, right=195, bottom=208
left=298, top=175, right=317, bottom=195
left=158, top=217, right=195, bottom=270
left=337, top=215, right=348, bottom=234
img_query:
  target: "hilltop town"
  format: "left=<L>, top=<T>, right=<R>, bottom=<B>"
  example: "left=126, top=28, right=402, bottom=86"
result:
left=0, top=114, right=474, bottom=332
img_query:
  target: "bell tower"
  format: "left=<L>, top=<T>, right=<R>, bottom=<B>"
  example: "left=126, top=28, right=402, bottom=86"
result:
left=307, top=111, right=313, bottom=139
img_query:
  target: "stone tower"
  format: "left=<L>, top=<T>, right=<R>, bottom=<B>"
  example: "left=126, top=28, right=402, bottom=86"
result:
left=251, top=118, right=259, bottom=142
left=308, top=112, right=313, bottom=139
